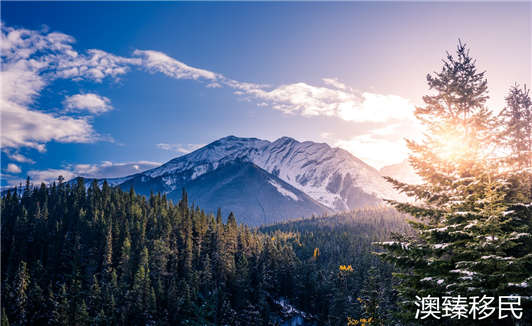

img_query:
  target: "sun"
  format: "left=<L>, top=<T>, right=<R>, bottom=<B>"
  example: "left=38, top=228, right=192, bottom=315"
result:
left=435, top=127, right=474, bottom=162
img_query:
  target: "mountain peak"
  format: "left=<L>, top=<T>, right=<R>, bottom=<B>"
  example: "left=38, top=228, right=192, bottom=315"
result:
left=274, top=136, right=297, bottom=144
left=210, top=135, right=268, bottom=145
left=100, top=135, right=404, bottom=221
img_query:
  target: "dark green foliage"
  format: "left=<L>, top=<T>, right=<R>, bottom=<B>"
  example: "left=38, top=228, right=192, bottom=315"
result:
left=1, top=307, right=9, bottom=326
left=378, top=41, right=532, bottom=325
left=2, top=178, right=406, bottom=325
left=261, top=208, right=410, bottom=325
left=2, top=180, right=280, bottom=325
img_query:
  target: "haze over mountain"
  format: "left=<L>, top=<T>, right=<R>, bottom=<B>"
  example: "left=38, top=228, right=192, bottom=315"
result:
left=380, top=159, right=423, bottom=185
left=79, top=136, right=406, bottom=225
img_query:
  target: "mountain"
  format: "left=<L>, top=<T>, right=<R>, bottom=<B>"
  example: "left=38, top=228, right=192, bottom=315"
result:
left=82, top=136, right=404, bottom=225
left=380, top=159, right=423, bottom=185
left=247, top=136, right=401, bottom=210
left=120, top=160, right=331, bottom=226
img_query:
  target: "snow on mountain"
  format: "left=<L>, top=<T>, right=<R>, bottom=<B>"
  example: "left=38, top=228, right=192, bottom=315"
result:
left=268, top=179, right=300, bottom=201
left=161, top=161, right=331, bottom=226
left=146, top=136, right=269, bottom=179
left=132, top=135, right=403, bottom=211
left=249, top=137, right=401, bottom=210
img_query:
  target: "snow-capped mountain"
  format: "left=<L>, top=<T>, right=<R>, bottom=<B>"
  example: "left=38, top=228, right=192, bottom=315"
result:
left=166, top=160, right=332, bottom=226
left=90, top=136, right=404, bottom=225
left=248, top=136, right=401, bottom=210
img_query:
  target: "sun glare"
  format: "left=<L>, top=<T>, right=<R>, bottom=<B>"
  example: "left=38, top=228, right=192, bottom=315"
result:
left=437, top=131, right=471, bottom=161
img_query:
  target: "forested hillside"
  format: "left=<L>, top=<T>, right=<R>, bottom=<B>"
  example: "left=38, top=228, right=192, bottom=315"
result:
left=1, top=178, right=408, bottom=326
left=261, top=208, right=413, bottom=325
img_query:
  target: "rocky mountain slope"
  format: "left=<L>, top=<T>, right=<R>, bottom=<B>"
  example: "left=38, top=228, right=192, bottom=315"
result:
left=82, top=136, right=405, bottom=225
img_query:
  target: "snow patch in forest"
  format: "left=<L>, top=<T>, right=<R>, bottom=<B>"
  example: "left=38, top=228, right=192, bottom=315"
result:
left=508, top=281, right=529, bottom=288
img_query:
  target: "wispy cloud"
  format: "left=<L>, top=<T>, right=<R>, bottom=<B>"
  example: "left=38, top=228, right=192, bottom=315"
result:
left=72, top=160, right=161, bottom=178
left=3, top=160, right=162, bottom=187
left=322, top=77, right=348, bottom=90
left=157, top=143, right=205, bottom=154
left=126, top=50, right=415, bottom=125
left=2, top=22, right=416, bottom=165
left=63, top=93, right=113, bottom=114
left=129, top=48, right=416, bottom=126
left=241, top=82, right=415, bottom=123
left=53, top=49, right=140, bottom=82
left=2, top=149, right=36, bottom=164
left=2, top=100, right=96, bottom=152
left=26, top=169, right=77, bottom=185
left=134, top=49, right=219, bottom=81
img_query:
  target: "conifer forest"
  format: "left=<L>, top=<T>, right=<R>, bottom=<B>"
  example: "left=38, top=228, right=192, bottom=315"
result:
left=1, top=3, right=531, bottom=326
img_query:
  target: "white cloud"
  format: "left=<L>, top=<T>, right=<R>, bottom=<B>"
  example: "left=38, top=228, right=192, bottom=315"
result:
left=2, top=150, right=35, bottom=164
left=133, top=49, right=220, bottom=81
left=1, top=22, right=417, bottom=168
left=242, top=82, right=415, bottom=124
left=128, top=52, right=415, bottom=125
left=63, top=93, right=113, bottom=114
left=206, top=82, right=222, bottom=88
left=6, top=163, right=21, bottom=173
left=157, top=143, right=204, bottom=154
left=320, top=132, right=332, bottom=139
left=54, top=49, right=140, bottom=82
left=1, top=99, right=96, bottom=151
left=72, top=160, right=161, bottom=178
left=26, top=169, right=76, bottom=185
left=322, top=77, right=348, bottom=90
left=4, top=160, right=162, bottom=187
left=0, top=23, right=125, bottom=152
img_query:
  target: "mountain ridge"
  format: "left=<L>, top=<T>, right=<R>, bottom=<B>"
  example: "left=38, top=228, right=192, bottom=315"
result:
left=139, top=135, right=402, bottom=209
left=66, top=135, right=407, bottom=225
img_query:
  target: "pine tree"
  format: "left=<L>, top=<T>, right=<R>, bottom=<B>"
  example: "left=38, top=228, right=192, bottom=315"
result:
left=227, top=212, right=237, bottom=229
left=26, top=273, right=45, bottom=324
left=118, top=231, right=132, bottom=292
left=130, top=247, right=155, bottom=324
left=88, top=275, right=102, bottom=323
left=53, top=284, right=70, bottom=325
left=75, top=300, right=90, bottom=326
left=499, top=84, right=532, bottom=170
left=2, top=171, right=405, bottom=325
left=11, top=261, right=30, bottom=325
left=359, top=266, right=383, bottom=325
left=102, top=223, right=114, bottom=282
left=498, top=84, right=532, bottom=203
left=216, top=208, right=222, bottom=225
left=233, top=253, right=249, bottom=309
left=377, top=41, right=532, bottom=323
left=1, top=307, right=9, bottom=326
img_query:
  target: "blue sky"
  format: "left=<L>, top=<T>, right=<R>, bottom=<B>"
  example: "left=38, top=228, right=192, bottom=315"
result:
left=1, top=1, right=530, bottom=187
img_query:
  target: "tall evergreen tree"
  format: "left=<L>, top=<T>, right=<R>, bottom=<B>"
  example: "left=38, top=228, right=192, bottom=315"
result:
left=499, top=84, right=532, bottom=170
left=1, top=307, right=9, bottom=326
left=378, top=41, right=532, bottom=324
left=11, top=261, right=30, bottom=325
